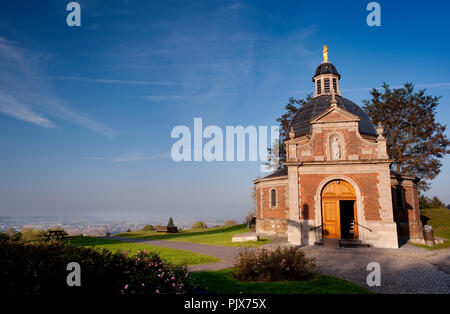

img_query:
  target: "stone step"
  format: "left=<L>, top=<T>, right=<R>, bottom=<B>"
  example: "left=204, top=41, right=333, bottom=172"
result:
left=339, top=239, right=371, bottom=248
left=314, top=239, right=371, bottom=248
left=324, top=238, right=340, bottom=248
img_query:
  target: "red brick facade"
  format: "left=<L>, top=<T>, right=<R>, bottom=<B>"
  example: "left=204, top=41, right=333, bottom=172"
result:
left=297, top=173, right=382, bottom=222
left=391, top=178, right=423, bottom=240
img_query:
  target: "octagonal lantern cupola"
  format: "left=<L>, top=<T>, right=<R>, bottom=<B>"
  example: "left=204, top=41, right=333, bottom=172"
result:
left=313, top=45, right=341, bottom=97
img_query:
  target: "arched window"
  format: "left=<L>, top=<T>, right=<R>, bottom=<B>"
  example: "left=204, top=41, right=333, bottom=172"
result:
left=270, top=189, right=277, bottom=207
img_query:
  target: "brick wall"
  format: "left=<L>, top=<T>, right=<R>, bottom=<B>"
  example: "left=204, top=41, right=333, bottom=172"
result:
left=298, top=173, right=382, bottom=221
left=392, top=183, right=423, bottom=239
left=296, top=128, right=378, bottom=162
left=258, top=185, right=288, bottom=219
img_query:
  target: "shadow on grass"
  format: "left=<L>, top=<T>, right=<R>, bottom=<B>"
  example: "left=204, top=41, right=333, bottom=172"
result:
left=189, top=268, right=371, bottom=294
left=116, top=224, right=249, bottom=241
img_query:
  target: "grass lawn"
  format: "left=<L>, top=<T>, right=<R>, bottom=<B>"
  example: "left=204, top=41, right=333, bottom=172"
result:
left=64, top=236, right=221, bottom=266
left=416, top=207, right=450, bottom=250
left=115, top=224, right=269, bottom=247
left=189, top=268, right=370, bottom=294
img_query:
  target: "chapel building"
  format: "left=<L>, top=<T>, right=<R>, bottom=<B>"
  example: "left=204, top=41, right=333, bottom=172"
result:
left=254, top=47, right=424, bottom=248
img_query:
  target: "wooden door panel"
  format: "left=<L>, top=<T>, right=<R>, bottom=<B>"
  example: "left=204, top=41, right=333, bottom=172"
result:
left=322, top=200, right=340, bottom=239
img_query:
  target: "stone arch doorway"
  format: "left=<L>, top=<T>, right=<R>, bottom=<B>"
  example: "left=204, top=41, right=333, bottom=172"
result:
left=321, top=180, right=358, bottom=239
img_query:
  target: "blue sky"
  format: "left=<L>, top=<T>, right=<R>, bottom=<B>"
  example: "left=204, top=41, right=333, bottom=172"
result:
left=0, top=0, right=449, bottom=219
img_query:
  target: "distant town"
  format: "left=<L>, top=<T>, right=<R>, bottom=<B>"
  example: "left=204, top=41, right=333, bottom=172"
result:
left=0, top=216, right=239, bottom=236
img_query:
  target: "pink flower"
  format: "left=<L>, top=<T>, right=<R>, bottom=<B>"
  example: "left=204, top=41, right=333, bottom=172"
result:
left=156, top=289, right=160, bottom=294
left=172, top=283, right=176, bottom=287
left=124, top=284, right=129, bottom=289
left=141, top=283, right=145, bottom=287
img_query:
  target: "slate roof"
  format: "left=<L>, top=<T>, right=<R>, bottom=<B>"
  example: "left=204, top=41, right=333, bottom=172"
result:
left=262, top=167, right=288, bottom=179
left=313, top=62, right=341, bottom=81
left=289, top=95, right=377, bottom=138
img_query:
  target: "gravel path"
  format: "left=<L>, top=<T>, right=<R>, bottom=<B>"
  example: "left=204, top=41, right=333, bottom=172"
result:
left=300, top=246, right=450, bottom=294
left=113, top=237, right=450, bottom=294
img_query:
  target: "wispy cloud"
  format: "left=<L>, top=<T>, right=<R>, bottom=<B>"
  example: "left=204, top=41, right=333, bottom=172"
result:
left=35, top=75, right=181, bottom=86
left=0, top=90, right=54, bottom=128
left=0, top=37, right=117, bottom=137
left=113, top=152, right=169, bottom=162
left=144, top=92, right=237, bottom=102
left=113, top=152, right=145, bottom=163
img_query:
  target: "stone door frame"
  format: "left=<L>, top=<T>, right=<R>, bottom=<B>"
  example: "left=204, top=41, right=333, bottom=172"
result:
left=313, top=175, right=367, bottom=243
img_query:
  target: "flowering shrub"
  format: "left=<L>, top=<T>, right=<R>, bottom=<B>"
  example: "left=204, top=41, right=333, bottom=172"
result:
left=234, top=247, right=315, bottom=282
left=0, top=240, right=191, bottom=294
left=120, top=250, right=189, bottom=294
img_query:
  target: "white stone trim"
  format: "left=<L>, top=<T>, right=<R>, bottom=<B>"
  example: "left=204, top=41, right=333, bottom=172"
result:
left=287, top=166, right=301, bottom=245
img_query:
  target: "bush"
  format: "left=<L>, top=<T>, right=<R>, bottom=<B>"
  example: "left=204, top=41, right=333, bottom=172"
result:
left=223, top=219, right=237, bottom=227
left=0, top=240, right=191, bottom=295
left=141, top=224, right=155, bottom=231
left=167, top=218, right=175, bottom=227
left=244, top=211, right=256, bottom=224
left=192, top=221, right=207, bottom=229
left=234, top=247, right=315, bottom=282
left=21, top=228, right=45, bottom=242
left=4, top=228, right=22, bottom=241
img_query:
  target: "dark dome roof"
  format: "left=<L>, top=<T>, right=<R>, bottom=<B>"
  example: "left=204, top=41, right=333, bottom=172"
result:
left=312, top=62, right=341, bottom=81
left=289, top=95, right=377, bottom=138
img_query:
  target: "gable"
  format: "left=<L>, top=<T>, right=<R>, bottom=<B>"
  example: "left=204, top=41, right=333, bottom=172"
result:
left=311, top=106, right=360, bottom=124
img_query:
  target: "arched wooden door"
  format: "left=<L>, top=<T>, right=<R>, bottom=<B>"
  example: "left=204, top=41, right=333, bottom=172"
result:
left=321, top=180, right=358, bottom=239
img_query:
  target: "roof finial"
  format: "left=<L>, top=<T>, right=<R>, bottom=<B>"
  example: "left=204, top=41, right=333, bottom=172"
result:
left=330, top=92, right=337, bottom=107
left=289, top=127, right=295, bottom=139
left=323, top=45, right=328, bottom=63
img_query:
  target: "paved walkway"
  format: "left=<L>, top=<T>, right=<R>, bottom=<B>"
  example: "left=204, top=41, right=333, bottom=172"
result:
left=300, top=245, right=450, bottom=294
left=113, top=237, right=450, bottom=294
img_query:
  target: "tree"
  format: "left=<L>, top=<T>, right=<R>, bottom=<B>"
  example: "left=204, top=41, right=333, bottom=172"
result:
left=275, top=94, right=313, bottom=166
left=223, top=219, right=237, bottom=227
left=21, top=228, right=45, bottom=242
left=141, top=224, right=155, bottom=231
left=192, top=221, right=207, bottom=229
left=244, top=211, right=256, bottom=224
left=419, top=195, right=446, bottom=209
left=363, top=83, right=450, bottom=190
left=263, top=138, right=282, bottom=171
left=167, top=218, right=174, bottom=227
left=5, top=227, right=15, bottom=238
left=430, top=196, right=446, bottom=209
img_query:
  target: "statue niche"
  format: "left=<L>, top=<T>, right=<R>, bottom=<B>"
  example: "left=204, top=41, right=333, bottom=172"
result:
left=330, top=135, right=342, bottom=161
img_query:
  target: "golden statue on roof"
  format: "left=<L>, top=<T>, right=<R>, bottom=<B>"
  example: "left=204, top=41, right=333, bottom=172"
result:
left=323, top=45, right=328, bottom=63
